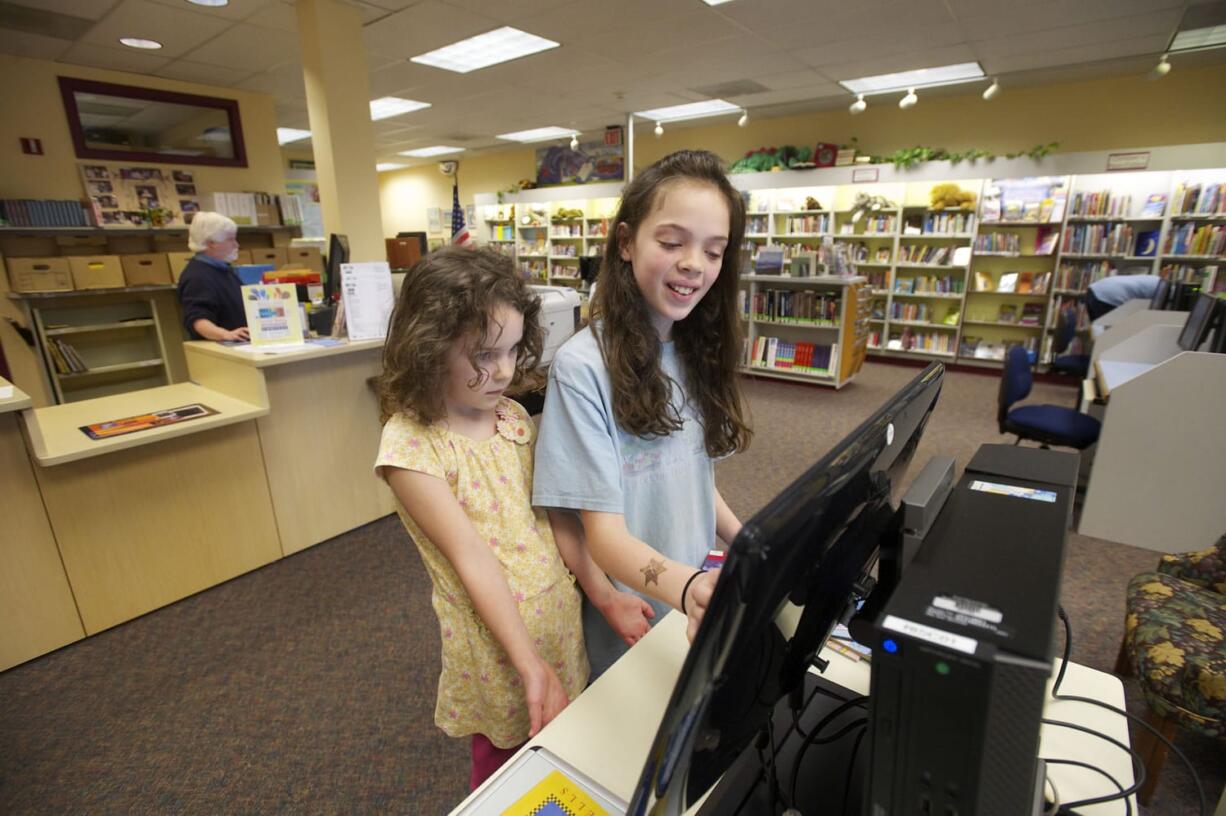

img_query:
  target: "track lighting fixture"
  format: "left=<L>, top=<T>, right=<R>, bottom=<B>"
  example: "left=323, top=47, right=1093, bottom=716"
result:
left=569, top=133, right=579, bottom=150
left=654, top=121, right=664, bottom=137
left=1148, top=53, right=1171, bottom=80
left=982, top=78, right=1000, bottom=101
left=737, top=109, right=748, bottom=127
left=898, top=87, right=918, bottom=109
left=849, top=94, right=867, bottom=115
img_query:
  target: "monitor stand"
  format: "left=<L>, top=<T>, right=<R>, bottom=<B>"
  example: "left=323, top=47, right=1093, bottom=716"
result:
left=697, top=671, right=869, bottom=815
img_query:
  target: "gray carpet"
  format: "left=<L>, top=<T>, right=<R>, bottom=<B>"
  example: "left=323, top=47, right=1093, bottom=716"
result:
left=0, top=361, right=1220, bottom=814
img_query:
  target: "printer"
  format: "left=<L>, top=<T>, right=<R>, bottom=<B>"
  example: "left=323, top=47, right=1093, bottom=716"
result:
left=529, top=285, right=582, bottom=365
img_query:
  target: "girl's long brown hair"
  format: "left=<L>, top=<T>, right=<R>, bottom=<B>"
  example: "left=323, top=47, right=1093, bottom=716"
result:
left=378, top=246, right=543, bottom=425
left=592, top=149, right=751, bottom=458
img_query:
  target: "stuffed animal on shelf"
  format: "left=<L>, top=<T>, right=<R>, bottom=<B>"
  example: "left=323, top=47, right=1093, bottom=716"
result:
left=728, top=145, right=815, bottom=174
left=929, top=183, right=977, bottom=210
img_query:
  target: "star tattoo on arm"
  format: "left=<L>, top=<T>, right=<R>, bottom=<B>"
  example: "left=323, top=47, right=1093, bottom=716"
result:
left=641, top=557, right=667, bottom=586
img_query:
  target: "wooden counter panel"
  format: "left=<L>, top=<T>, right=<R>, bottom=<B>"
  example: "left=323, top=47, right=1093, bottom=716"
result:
left=258, top=350, right=395, bottom=555
left=0, top=415, right=84, bottom=670
left=34, top=421, right=282, bottom=634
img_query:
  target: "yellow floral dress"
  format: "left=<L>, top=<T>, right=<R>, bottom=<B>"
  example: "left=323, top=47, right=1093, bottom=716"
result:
left=375, top=398, right=589, bottom=748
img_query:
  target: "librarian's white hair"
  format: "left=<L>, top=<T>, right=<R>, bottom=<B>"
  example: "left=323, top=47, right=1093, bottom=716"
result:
left=188, top=212, right=238, bottom=252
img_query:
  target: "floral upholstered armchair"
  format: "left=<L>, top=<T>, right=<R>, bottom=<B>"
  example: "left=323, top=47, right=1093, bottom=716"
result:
left=1117, top=534, right=1226, bottom=803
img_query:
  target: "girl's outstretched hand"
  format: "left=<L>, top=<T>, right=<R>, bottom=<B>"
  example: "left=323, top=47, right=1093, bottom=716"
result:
left=520, top=658, right=570, bottom=737
left=684, top=568, right=721, bottom=643
left=599, top=590, right=655, bottom=646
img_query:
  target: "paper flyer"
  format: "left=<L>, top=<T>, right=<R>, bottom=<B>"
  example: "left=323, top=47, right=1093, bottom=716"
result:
left=242, top=283, right=303, bottom=346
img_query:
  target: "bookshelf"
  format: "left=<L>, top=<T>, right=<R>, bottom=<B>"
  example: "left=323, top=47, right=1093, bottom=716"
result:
left=738, top=273, right=869, bottom=389
left=475, top=183, right=622, bottom=292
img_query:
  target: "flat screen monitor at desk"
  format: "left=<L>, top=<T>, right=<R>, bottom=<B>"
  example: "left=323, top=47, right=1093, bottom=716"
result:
left=1177, top=292, right=1221, bottom=351
left=325, top=233, right=349, bottom=302
left=629, top=363, right=944, bottom=815
left=1148, top=277, right=1170, bottom=310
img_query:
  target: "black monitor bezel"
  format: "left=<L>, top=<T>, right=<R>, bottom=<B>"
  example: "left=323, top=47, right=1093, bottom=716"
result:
left=1149, top=277, right=1171, bottom=310
left=1178, top=292, right=1219, bottom=351
left=628, top=363, right=945, bottom=815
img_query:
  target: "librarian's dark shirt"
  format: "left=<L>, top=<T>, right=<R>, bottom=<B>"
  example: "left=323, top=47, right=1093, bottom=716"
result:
left=177, top=254, right=246, bottom=339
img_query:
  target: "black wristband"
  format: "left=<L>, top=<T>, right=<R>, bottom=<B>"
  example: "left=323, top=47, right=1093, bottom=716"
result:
left=680, top=569, right=706, bottom=616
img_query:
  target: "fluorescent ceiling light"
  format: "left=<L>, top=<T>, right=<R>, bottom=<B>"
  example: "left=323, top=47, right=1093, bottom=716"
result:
left=276, top=128, right=311, bottom=145
left=634, top=99, right=740, bottom=123
left=187, top=0, right=229, bottom=6
left=839, top=62, right=984, bottom=95
left=1171, top=24, right=1226, bottom=51
left=398, top=145, right=465, bottom=157
left=369, top=97, right=431, bottom=120
left=119, top=37, right=162, bottom=49
left=410, top=27, right=559, bottom=74
left=702, top=0, right=736, bottom=4
left=376, top=162, right=407, bottom=172
left=497, top=126, right=577, bottom=143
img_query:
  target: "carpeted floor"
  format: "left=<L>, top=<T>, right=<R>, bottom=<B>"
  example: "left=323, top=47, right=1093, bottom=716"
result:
left=0, top=361, right=1221, bottom=814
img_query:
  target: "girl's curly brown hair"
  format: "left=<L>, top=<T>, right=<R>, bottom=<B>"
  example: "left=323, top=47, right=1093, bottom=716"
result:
left=591, top=149, right=752, bottom=458
left=378, top=246, right=543, bottom=425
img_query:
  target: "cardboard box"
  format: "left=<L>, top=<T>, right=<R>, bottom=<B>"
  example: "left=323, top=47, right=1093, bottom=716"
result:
left=6, top=257, right=74, bottom=293
left=234, top=249, right=252, bottom=265
left=167, top=252, right=195, bottom=283
left=284, top=246, right=323, bottom=273
left=255, top=202, right=281, bottom=226
left=0, top=234, right=58, bottom=257
left=121, top=253, right=172, bottom=286
left=152, top=231, right=189, bottom=252
left=106, top=235, right=154, bottom=255
left=68, top=255, right=125, bottom=290
left=248, top=247, right=287, bottom=268
left=271, top=230, right=292, bottom=247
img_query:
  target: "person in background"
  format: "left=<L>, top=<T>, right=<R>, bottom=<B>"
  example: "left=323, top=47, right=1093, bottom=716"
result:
left=1084, top=273, right=1162, bottom=321
left=177, top=212, right=248, bottom=341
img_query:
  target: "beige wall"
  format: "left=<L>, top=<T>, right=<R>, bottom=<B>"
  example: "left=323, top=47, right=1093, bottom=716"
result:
left=379, top=62, right=1226, bottom=236
left=0, top=54, right=284, bottom=202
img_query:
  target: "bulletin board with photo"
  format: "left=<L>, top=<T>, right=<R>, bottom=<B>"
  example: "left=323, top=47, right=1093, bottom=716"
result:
left=79, top=163, right=201, bottom=228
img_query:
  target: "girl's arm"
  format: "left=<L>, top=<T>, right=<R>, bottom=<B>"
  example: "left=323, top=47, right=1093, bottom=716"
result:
left=548, top=510, right=653, bottom=646
left=386, top=467, right=568, bottom=736
left=714, top=488, right=743, bottom=548
left=579, top=510, right=720, bottom=643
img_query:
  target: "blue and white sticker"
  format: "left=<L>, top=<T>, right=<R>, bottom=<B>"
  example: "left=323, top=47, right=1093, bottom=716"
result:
left=969, top=479, right=1056, bottom=503
left=882, top=614, right=978, bottom=655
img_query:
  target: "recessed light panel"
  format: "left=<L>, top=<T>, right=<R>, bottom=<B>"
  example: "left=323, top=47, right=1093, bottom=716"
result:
left=277, top=128, right=312, bottom=145
left=633, top=99, right=740, bottom=122
left=369, top=97, right=431, bottom=120
left=1171, top=24, right=1226, bottom=51
left=839, top=62, right=984, bottom=95
left=119, top=37, right=162, bottom=50
left=398, top=146, right=465, bottom=157
left=376, top=163, right=408, bottom=172
left=496, top=127, right=577, bottom=143
left=187, top=0, right=230, bottom=6
left=410, top=27, right=560, bottom=74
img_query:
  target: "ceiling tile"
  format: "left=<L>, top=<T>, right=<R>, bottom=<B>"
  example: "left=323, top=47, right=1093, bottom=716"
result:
left=185, top=21, right=300, bottom=73
left=362, top=1, right=501, bottom=59
left=236, top=60, right=307, bottom=99
left=242, top=1, right=299, bottom=31
left=818, top=45, right=981, bottom=84
left=59, top=40, right=172, bottom=74
left=142, top=0, right=278, bottom=21
left=985, top=32, right=1173, bottom=75
left=156, top=59, right=254, bottom=87
left=0, top=27, right=73, bottom=60
left=971, top=8, right=1183, bottom=60
left=358, top=0, right=423, bottom=11
left=80, top=0, right=233, bottom=58
left=6, top=0, right=120, bottom=20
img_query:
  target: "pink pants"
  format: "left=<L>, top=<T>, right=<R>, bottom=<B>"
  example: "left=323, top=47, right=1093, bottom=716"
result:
left=470, top=733, right=525, bottom=790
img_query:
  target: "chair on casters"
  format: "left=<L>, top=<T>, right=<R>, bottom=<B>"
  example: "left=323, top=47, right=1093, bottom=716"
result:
left=1050, top=304, right=1090, bottom=379
left=1115, top=533, right=1226, bottom=804
left=998, top=345, right=1100, bottom=449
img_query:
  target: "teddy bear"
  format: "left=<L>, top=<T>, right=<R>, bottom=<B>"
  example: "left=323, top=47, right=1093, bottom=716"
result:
left=929, top=183, right=976, bottom=210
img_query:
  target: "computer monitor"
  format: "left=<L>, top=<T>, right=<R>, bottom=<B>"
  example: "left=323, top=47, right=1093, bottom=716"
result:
left=1171, top=280, right=1200, bottom=311
left=1178, top=292, right=1221, bottom=351
left=1148, top=277, right=1171, bottom=310
left=325, top=233, right=349, bottom=303
left=629, top=363, right=944, bottom=815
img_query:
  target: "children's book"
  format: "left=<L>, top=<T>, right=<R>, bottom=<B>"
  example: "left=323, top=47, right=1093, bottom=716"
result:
left=1141, top=193, right=1167, bottom=218
left=1035, top=229, right=1059, bottom=256
left=1135, top=230, right=1159, bottom=257
left=1003, top=200, right=1024, bottom=221
left=952, top=246, right=972, bottom=266
left=1020, top=302, right=1043, bottom=325
left=974, top=271, right=994, bottom=292
left=502, top=771, right=609, bottom=816
left=997, top=272, right=1018, bottom=293
left=997, top=303, right=1019, bottom=323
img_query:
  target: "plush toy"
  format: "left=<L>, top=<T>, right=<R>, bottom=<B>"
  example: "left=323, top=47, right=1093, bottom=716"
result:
left=929, top=183, right=976, bottom=210
left=553, top=207, right=583, bottom=220
left=804, top=196, right=822, bottom=211
left=728, top=145, right=815, bottom=174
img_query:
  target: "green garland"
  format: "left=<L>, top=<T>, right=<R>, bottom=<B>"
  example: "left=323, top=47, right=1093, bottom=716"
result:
left=871, top=142, right=1060, bottom=169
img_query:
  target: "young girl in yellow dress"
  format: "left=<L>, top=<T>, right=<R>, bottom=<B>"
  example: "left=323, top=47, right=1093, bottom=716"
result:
left=374, top=246, right=652, bottom=789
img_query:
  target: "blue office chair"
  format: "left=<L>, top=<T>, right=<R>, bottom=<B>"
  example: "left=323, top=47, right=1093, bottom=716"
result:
left=1049, top=304, right=1090, bottom=379
left=998, top=346, right=1101, bottom=449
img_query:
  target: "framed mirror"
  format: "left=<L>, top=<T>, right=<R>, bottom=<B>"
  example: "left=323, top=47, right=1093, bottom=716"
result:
left=58, top=77, right=247, bottom=168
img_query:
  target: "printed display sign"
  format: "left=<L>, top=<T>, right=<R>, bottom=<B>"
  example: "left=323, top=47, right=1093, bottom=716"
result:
left=79, top=403, right=217, bottom=440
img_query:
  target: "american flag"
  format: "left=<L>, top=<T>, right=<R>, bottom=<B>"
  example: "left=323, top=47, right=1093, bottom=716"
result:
left=450, top=179, right=472, bottom=246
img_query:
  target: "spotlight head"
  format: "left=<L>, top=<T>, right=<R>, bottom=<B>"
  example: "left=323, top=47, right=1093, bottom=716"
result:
left=982, top=79, right=1000, bottom=101
left=737, top=110, right=748, bottom=127
left=1148, top=54, right=1171, bottom=80
left=654, top=121, right=663, bottom=137
left=849, top=94, right=867, bottom=115
left=569, top=133, right=579, bottom=150
left=899, top=87, right=918, bottom=109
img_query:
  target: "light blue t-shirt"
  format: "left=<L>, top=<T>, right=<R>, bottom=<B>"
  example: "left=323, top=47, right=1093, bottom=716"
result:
left=1088, top=274, right=1161, bottom=307
left=532, top=326, right=715, bottom=676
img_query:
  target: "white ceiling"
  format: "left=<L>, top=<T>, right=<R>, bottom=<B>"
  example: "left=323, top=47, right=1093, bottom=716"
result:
left=3, top=0, right=1225, bottom=165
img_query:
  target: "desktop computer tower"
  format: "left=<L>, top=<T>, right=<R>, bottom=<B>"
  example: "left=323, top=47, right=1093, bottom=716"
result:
left=864, top=445, right=1078, bottom=816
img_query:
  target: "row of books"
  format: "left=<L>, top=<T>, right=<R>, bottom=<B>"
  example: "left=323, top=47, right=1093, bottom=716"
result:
left=1163, top=223, right=1224, bottom=256
left=994, top=302, right=1045, bottom=325
left=0, top=198, right=93, bottom=228
left=959, top=336, right=1038, bottom=360
left=972, top=270, right=1052, bottom=294
left=889, top=302, right=949, bottom=322
left=46, top=338, right=88, bottom=374
left=975, top=233, right=1021, bottom=253
left=905, top=212, right=976, bottom=235
left=1051, top=294, right=1091, bottom=333
left=490, top=225, right=514, bottom=241
left=741, top=289, right=840, bottom=324
left=849, top=243, right=892, bottom=263
left=746, top=336, right=834, bottom=373
left=1160, top=263, right=1218, bottom=284
left=897, top=244, right=959, bottom=265
left=1172, top=183, right=1225, bottom=216
left=1068, top=191, right=1133, bottom=218
left=1060, top=223, right=1136, bottom=255
left=983, top=196, right=1066, bottom=224
left=782, top=214, right=831, bottom=234
left=746, top=215, right=769, bottom=234
left=887, top=329, right=956, bottom=354
left=838, top=215, right=895, bottom=235
left=1055, top=261, right=1115, bottom=291
left=550, top=225, right=583, bottom=236
left=893, top=274, right=964, bottom=294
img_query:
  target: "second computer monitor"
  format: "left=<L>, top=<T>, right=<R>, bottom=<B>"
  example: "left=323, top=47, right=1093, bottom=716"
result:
left=1177, top=292, right=1221, bottom=351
